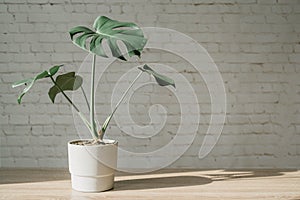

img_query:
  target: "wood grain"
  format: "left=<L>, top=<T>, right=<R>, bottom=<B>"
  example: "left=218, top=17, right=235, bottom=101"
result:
left=0, top=169, right=299, bottom=200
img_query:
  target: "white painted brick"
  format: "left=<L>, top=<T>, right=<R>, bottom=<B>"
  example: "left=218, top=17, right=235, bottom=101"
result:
left=42, top=4, right=64, bottom=13
left=96, top=4, right=110, bottom=13
left=86, top=4, right=97, bottom=13
left=6, top=135, right=30, bottom=146
left=0, top=115, right=9, bottom=124
left=29, top=114, right=51, bottom=125
left=0, top=4, right=7, bottom=12
left=266, top=14, right=287, bottom=23
left=240, top=15, right=265, bottom=23
left=28, top=13, right=49, bottom=22
left=51, top=53, right=73, bottom=62
left=9, top=114, right=29, bottom=125
left=37, top=158, right=67, bottom=168
left=1, top=0, right=300, bottom=169
left=268, top=54, right=289, bottom=63
left=19, top=24, right=34, bottom=33
left=15, top=13, right=28, bottom=22
left=11, top=146, right=33, bottom=158
left=14, top=158, right=38, bottom=168
left=271, top=5, right=293, bottom=14
left=0, top=13, right=14, bottom=22
left=294, top=5, right=300, bottom=13
left=289, top=54, right=300, bottom=63
left=294, top=44, right=300, bottom=52
left=278, top=0, right=300, bottom=4
left=251, top=5, right=272, bottom=13
left=52, top=114, right=75, bottom=125
left=0, top=147, right=11, bottom=157
left=257, top=0, right=277, bottom=4
left=31, top=43, right=53, bottom=52
left=28, top=0, right=49, bottom=4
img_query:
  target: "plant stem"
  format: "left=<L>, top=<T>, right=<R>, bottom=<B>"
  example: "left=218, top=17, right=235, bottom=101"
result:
left=49, top=76, right=92, bottom=132
left=90, top=54, right=98, bottom=139
left=113, top=70, right=144, bottom=114
left=99, top=70, right=144, bottom=140
left=80, top=86, right=90, bottom=111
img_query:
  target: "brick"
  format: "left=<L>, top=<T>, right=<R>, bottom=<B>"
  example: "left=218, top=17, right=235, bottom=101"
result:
left=38, top=158, right=67, bottom=168
left=289, top=54, right=300, bottom=63
left=20, top=24, right=34, bottom=33
left=266, top=14, right=287, bottom=23
left=287, top=15, right=300, bottom=23
left=27, top=0, right=49, bottom=3
left=0, top=115, right=9, bottom=124
left=30, top=115, right=51, bottom=125
left=9, top=114, right=29, bottom=125
left=271, top=5, right=293, bottom=14
left=28, top=14, right=49, bottom=22
left=240, top=15, right=265, bottom=23
left=0, top=13, right=14, bottom=22
left=15, top=13, right=27, bottom=22
left=96, top=5, right=110, bottom=13
left=0, top=4, right=8, bottom=12
left=14, top=158, right=38, bottom=168
left=42, top=4, right=64, bottom=13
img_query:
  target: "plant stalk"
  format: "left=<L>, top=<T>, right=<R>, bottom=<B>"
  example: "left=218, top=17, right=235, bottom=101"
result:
left=98, top=70, right=144, bottom=140
left=80, top=86, right=90, bottom=111
left=49, top=76, right=92, bottom=132
left=112, top=70, right=144, bottom=115
left=90, top=54, right=98, bottom=140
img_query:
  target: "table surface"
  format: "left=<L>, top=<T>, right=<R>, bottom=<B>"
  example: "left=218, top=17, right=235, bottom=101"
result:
left=0, top=168, right=299, bottom=200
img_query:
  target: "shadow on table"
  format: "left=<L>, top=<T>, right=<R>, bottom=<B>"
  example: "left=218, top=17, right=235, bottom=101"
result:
left=208, top=169, right=296, bottom=181
left=114, top=169, right=297, bottom=191
left=0, top=168, right=70, bottom=184
left=114, top=175, right=211, bottom=191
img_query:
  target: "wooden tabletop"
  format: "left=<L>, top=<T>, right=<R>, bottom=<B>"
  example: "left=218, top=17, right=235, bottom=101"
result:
left=0, top=168, right=299, bottom=200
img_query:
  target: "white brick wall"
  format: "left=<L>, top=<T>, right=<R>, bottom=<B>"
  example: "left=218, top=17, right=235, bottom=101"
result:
left=1, top=0, right=300, bottom=169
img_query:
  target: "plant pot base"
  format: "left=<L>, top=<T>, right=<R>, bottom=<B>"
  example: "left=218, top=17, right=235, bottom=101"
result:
left=68, top=139, right=118, bottom=193
left=71, top=173, right=115, bottom=192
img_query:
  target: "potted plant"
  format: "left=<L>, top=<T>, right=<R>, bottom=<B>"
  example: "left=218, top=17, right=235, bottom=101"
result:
left=12, top=16, right=175, bottom=192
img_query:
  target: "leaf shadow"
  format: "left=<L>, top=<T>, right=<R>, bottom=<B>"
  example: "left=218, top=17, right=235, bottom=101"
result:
left=114, top=175, right=212, bottom=191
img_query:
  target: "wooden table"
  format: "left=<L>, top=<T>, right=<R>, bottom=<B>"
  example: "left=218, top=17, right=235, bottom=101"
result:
left=0, top=168, right=299, bottom=200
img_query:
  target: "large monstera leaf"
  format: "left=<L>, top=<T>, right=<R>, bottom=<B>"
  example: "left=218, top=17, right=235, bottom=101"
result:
left=12, top=65, right=63, bottom=104
left=69, top=16, right=147, bottom=60
left=48, top=72, right=83, bottom=103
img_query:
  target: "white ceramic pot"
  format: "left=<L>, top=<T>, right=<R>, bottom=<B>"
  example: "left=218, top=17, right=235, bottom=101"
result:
left=68, top=139, right=118, bottom=192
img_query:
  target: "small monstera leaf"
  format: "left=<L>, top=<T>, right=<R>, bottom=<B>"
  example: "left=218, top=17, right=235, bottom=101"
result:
left=12, top=65, right=63, bottom=104
left=48, top=72, right=83, bottom=103
left=69, top=16, right=147, bottom=61
left=139, top=64, right=176, bottom=88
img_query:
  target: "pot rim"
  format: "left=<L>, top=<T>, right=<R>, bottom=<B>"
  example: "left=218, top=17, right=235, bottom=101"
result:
left=68, top=138, right=118, bottom=147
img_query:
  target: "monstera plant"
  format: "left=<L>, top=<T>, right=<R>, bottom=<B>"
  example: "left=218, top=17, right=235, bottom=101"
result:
left=12, top=16, right=175, bottom=192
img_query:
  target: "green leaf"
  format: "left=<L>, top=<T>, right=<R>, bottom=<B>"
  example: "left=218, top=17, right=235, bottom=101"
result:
left=49, top=64, right=63, bottom=76
left=139, top=64, right=176, bottom=88
left=48, top=72, right=83, bottom=103
left=12, top=71, right=49, bottom=104
left=12, top=65, right=64, bottom=104
left=69, top=16, right=147, bottom=61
